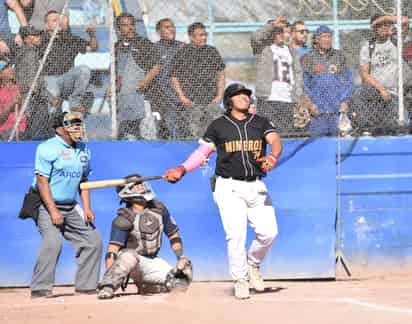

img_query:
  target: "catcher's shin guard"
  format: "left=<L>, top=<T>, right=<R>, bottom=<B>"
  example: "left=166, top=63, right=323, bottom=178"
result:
left=99, top=249, right=139, bottom=293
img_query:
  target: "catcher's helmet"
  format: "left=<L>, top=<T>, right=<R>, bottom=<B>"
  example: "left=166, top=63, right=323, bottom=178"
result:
left=116, top=174, right=155, bottom=204
left=223, top=83, right=252, bottom=111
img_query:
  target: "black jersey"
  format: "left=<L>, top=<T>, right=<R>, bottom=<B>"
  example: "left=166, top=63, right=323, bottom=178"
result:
left=203, top=113, right=277, bottom=179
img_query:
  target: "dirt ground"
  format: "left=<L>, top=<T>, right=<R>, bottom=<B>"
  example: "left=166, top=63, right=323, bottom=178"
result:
left=1, top=272, right=412, bottom=324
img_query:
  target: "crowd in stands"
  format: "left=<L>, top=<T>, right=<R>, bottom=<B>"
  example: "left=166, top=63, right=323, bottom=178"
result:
left=0, top=1, right=411, bottom=141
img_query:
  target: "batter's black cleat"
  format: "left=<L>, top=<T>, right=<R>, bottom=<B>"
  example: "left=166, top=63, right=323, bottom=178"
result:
left=30, top=290, right=53, bottom=299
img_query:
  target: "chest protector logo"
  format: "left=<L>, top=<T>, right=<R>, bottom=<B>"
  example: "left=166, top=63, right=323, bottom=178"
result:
left=128, top=209, right=163, bottom=257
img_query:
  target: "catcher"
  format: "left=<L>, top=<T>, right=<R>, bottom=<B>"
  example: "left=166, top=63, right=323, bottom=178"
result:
left=98, top=174, right=192, bottom=299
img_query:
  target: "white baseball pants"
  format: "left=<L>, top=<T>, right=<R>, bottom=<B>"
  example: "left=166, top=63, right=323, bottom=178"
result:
left=213, top=176, right=278, bottom=280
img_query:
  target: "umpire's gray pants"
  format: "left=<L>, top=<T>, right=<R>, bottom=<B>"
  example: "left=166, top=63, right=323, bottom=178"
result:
left=31, top=204, right=103, bottom=292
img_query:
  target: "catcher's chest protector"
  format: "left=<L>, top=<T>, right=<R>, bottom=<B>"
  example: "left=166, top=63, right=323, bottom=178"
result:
left=127, top=208, right=164, bottom=257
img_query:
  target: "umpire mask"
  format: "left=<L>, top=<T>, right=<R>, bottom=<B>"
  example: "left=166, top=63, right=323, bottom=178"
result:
left=117, top=180, right=156, bottom=205
left=63, top=112, right=86, bottom=142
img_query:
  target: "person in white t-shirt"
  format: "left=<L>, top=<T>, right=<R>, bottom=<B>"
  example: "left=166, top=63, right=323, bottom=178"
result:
left=251, top=21, right=307, bottom=135
left=352, top=14, right=412, bottom=135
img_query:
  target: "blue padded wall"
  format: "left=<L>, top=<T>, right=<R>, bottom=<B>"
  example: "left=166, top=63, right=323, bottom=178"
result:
left=0, top=139, right=337, bottom=286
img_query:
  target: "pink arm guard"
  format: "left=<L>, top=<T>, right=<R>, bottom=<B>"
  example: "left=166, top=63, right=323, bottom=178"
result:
left=182, top=144, right=214, bottom=172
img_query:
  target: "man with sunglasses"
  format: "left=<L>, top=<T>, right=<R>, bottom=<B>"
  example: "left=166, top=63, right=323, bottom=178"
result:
left=352, top=14, right=412, bottom=135
left=291, top=21, right=311, bottom=58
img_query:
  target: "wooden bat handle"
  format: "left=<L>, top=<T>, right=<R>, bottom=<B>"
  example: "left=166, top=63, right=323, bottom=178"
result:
left=80, top=176, right=164, bottom=190
left=80, top=179, right=127, bottom=190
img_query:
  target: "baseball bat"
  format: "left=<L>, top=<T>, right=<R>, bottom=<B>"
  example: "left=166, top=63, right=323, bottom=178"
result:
left=80, top=175, right=164, bottom=190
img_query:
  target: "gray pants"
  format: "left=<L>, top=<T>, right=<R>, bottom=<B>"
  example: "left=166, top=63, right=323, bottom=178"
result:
left=31, top=204, right=103, bottom=292
left=100, top=249, right=172, bottom=292
left=45, top=65, right=91, bottom=112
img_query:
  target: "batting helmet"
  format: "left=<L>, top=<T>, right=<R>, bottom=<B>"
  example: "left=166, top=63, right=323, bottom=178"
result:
left=223, top=83, right=252, bottom=111
left=116, top=174, right=156, bottom=204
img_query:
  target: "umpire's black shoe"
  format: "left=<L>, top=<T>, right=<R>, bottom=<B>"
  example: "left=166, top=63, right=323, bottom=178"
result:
left=31, top=290, right=53, bottom=299
left=75, top=288, right=97, bottom=295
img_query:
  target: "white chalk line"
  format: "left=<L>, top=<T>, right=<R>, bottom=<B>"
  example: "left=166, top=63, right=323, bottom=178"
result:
left=254, top=297, right=412, bottom=315
left=0, top=293, right=168, bottom=308
left=2, top=295, right=412, bottom=315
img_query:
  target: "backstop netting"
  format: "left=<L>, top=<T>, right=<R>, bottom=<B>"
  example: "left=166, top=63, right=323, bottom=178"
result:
left=0, top=0, right=410, bottom=142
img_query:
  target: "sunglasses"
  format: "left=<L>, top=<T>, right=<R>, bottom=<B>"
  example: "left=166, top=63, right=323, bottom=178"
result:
left=0, top=60, right=14, bottom=72
left=296, top=29, right=309, bottom=34
left=375, top=22, right=393, bottom=28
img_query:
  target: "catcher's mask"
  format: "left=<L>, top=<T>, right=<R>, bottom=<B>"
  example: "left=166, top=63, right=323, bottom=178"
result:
left=223, top=83, right=252, bottom=111
left=53, top=111, right=86, bottom=142
left=63, top=112, right=86, bottom=142
left=116, top=174, right=156, bottom=204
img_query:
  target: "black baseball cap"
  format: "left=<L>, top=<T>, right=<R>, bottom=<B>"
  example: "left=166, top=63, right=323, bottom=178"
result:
left=19, top=25, right=41, bottom=39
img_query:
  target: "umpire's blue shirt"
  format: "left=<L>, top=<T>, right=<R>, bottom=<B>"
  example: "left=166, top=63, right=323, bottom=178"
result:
left=32, top=135, right=91, bottom=204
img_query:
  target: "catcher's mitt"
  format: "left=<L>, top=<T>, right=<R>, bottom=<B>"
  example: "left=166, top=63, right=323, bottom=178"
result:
left=293, top=98, right=311, bottom=129
left=165, top=257, right=193, bottom=292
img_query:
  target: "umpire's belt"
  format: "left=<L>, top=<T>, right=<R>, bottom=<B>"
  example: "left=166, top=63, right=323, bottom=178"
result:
left=219, top=175, right=261, bottom=182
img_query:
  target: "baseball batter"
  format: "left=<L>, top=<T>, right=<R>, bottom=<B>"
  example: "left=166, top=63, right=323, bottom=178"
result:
left=165, top=83, right=282, bottom=299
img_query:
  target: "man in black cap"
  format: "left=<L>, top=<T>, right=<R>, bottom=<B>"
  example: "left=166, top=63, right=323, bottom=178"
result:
left=29, top=110, right=102, bottom=298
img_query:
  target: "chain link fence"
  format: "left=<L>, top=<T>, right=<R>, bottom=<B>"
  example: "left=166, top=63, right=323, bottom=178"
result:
left=0, top=0, right=410, bottom=141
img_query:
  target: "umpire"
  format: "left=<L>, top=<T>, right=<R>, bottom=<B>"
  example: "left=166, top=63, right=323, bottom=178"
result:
left=29, top=112, right=102, bottom=298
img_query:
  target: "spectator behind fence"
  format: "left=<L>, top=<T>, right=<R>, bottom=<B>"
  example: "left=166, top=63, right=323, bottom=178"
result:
left=18, top=0, right=34, bottom=22
left=0, top=58, right=25, bottom=140
left=0, top=0, right=28, bottom=55
left=28, top=0, right=64, bottom=31
left=15, top=24, right=50, bottom=140
left=352, top=14, right=412, bottom=136
left=251, top=17, right=308, bottom=135
left=146, top=18, right=185, bottom=139
left=114, top=13, right=161, bottom=140
left=291, top=20, right=311, bottom=58
left=40, top=10, right=98, bottom=115
left=403, top=18, right=412, bottom=130
left=301, top=25, right=352, bottom=136
left=171, top=22, right=225, bottom=139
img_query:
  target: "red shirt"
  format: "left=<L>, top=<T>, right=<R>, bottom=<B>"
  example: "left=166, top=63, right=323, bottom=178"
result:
left=0, top=85, right=26, bottom=133
left=404, top=43, right=412, bottom=62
